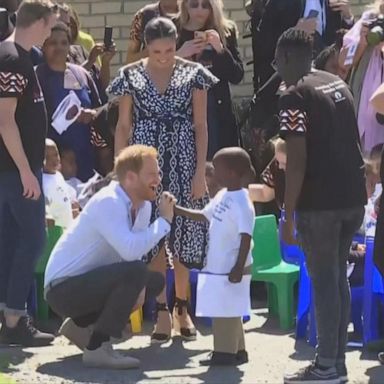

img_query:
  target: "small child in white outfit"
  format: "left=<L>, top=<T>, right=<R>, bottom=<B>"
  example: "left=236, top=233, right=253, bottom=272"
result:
left=176, top=147, right=255, bottom=366
left=43, top=139, right=77, bottom=229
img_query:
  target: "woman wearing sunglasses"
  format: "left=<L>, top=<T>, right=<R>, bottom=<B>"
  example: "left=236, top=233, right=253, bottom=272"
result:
left=176, top=0, right=244, bottom=160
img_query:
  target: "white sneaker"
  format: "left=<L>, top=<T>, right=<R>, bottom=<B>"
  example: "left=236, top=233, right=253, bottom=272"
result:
left=82, top=342, right=140, bottom=369
left=59, top=318, right=92, bottom=351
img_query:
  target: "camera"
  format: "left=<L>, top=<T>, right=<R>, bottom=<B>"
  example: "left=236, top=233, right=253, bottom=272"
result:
left=366, top=14, right=384, bottom=46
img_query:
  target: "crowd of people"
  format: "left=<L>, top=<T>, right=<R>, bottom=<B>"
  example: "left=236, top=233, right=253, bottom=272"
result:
left=0, top=0, right=383, bottom=383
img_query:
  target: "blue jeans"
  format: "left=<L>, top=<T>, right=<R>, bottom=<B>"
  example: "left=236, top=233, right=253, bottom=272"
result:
left=296, top=207, right=364, bottom=368
left=0, top=170, right=45, bottom=315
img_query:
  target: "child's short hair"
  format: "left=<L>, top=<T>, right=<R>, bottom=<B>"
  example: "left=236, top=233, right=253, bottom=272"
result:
left=213, top=147, right=252, bottom=178
left=114, top=145, right=158, bottom=182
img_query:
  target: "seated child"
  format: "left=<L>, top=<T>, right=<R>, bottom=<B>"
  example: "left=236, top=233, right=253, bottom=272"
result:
left=43, top=139, right=77, bottom=229
left=59, top=145, right=82, bottom=193
left=60, top=145, right=108, bottom=208
left=176, top=147, right=255, bottom=366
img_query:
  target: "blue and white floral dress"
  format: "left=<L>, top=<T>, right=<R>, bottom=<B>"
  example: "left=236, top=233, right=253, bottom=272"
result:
left=108, top=58, right=218, bottom=268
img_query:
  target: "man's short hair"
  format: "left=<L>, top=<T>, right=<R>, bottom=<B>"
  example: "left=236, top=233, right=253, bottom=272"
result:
left=276, top=28, right=313, bottom=59
left=16, top=0, right=57, bottom=29
left=114, top=145, right=158, bottom=181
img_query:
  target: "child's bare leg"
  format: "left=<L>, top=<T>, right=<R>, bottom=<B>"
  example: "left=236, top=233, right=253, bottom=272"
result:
left=212, top=317, right=239, bottom=354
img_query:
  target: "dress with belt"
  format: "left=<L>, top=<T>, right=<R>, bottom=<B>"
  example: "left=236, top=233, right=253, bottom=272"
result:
left=108, top=58, right=218, bottom=268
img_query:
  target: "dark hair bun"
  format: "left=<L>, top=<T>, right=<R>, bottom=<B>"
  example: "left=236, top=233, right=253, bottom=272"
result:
left=144, top=17, right=177, bottom=45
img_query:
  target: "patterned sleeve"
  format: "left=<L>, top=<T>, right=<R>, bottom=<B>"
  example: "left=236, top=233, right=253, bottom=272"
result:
left=193, top=64, right=219, bottom=91
left=0, top=65, right=28, bottom=98
left=107, top=68, right=132, bottom=97
left=278, top=91, right=308, bottom=139
left=129, top=10, right=144, bottom=42
left=261, top=160, right=277, bottom=188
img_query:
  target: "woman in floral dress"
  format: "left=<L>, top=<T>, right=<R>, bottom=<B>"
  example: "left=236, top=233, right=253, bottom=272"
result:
left=108, top=17, right=218, bottom=343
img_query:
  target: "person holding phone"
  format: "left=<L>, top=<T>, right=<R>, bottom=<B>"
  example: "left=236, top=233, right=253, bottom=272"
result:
left=176, top=0, right=244, bottom=159
left=250, top=0, right=354, bottom=91
left=339, top=0, right=384, bottom=154
left=36, top=22, right=105, bottom=182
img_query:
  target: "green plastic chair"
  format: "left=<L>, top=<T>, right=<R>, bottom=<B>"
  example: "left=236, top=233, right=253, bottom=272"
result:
left=252, top=215, right=299, bottom=330
left=34, top=225, right=63, bottom=320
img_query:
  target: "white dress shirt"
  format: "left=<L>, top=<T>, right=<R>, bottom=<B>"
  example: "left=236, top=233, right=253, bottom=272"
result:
left=44, top=181, right=170, bottom=288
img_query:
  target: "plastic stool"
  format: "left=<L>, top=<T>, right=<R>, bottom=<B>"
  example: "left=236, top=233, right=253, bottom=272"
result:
left=130, top=308, right=143, bottom=333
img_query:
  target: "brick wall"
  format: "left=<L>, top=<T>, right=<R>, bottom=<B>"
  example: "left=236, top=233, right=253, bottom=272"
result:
left=65, top=0, right=370, bottom=99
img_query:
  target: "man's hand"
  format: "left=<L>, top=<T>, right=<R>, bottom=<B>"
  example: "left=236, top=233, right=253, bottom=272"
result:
left=296, top=18, right=317, bottom=35
left=20, top=169, right=41, bottom=200
left=159, top=192, right=177, bottom=223
left=228, top=264, right=243, bottom=284
left=329, top=0, right=353, bottom=20
left=282, top=218, right=297, bottom=245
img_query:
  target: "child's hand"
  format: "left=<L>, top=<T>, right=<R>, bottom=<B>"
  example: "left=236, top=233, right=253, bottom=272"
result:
left=228, top=265, right=243, bottom=284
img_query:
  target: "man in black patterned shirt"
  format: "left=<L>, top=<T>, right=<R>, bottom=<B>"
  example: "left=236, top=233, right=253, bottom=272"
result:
left=0, top=0, right=57, bottom=347
left=275, top=28, right=366, bottom=384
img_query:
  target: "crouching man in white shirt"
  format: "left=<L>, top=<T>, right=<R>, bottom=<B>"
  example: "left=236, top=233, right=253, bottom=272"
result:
left=44, top=144, right=176, bottom=369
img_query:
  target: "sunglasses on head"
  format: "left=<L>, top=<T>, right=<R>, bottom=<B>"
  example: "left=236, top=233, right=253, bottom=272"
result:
left=188, top=0, right=211, bottom=10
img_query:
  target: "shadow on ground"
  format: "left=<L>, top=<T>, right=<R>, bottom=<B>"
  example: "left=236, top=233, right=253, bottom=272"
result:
left=0, top=348, right=33, bottom=374
left=36, top=337, right=210, bottom=383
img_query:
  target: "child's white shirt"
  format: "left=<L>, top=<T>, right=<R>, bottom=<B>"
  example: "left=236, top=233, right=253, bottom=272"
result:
left=202, top=188, right=255, bottom=274
left=43, top=172, right=75, bottom=229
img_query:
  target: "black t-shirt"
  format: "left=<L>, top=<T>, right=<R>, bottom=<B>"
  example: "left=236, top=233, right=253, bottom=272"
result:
left=0, top=41, right=47, bottom=172
left=279, top=70, right=367, bottom=211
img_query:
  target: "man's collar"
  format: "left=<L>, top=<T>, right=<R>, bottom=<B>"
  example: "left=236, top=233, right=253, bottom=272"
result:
left=114, top=181, right=146, bottom=210
left=113, top=181, right=132, bottom=208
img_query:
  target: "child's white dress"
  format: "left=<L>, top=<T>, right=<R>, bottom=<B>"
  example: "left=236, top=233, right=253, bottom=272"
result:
left=196, top=188, right=255, bottom=318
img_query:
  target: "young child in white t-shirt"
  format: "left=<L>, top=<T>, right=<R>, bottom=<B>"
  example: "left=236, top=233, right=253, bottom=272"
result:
left=43, top=139, right=77, bottom=229
left=175, top=147, right=255, bottom=366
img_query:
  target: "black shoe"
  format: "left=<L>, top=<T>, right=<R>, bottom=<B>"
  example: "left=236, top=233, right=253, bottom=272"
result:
left=236, top=350, right=249, bottom=365
left=284, top=362, right=340, bottom=384
left=173, top=298, right=197, bottom=342
left=199, top=351, right=238, bottom=366
left=151, top=303, right=171, bottom=344
left=336, top=363, right=348, bottom=383
left=0, top=315, right=54, bottom=347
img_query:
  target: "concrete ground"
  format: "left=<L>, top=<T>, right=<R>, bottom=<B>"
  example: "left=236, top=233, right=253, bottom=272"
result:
left=0, top=305, right=383, bottom=384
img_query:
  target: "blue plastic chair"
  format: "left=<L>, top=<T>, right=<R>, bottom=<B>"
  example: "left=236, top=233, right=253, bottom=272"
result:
left=362, top=236, right=384, bottom=344
left=292, top=240, right=365, bottom=346
left=278, top=217, right=302, bottom=266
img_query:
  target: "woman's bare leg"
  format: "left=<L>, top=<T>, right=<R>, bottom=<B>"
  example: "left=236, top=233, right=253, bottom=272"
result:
left=173, top=258, right=196, bottom=336
left=149, top=247, right=172, bottom=341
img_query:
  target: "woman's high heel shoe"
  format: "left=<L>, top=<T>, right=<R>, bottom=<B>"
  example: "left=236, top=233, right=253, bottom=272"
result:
left=151, top=302, right=172, bottom=344
left=172, top=297, right=197, bottom=341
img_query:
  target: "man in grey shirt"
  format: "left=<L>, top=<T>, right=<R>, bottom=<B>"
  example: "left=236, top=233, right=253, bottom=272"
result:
left=44, top=144, right=176, bottom=370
